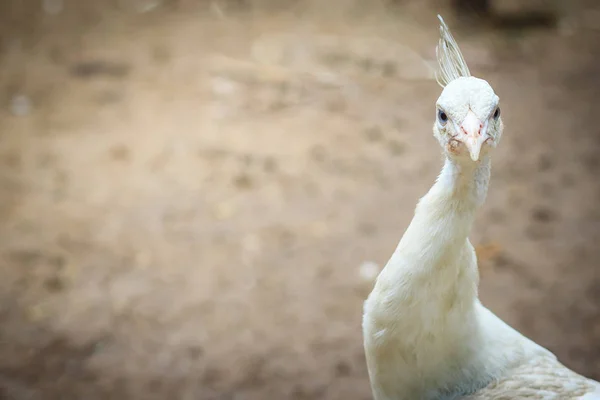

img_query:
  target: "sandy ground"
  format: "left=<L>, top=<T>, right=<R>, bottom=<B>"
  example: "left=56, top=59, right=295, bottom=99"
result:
left=0, top=1, right=599, bottom=399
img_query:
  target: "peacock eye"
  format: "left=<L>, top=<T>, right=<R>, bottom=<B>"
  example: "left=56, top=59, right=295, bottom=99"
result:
left=438, top=109, right=448, bottom=125
left=493, top=107, right=501, bottom=120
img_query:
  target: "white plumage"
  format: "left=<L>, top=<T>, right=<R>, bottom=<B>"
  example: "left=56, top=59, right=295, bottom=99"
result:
left=361, top=15, right=600, bottom=400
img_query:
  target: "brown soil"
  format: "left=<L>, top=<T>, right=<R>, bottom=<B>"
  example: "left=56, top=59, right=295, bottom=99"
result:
left=0, top=1, right=599, bottom=399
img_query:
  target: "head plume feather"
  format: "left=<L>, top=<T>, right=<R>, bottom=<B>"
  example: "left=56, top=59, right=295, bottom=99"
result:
left=435, top=15, right=471, bottom=87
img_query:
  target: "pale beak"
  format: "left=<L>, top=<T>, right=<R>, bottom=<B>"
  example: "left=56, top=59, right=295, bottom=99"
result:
left=460, top=110, right=486, bottom=161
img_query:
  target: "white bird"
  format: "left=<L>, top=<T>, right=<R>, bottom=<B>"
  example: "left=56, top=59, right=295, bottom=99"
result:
left=362, top=15, right=600, bottom=400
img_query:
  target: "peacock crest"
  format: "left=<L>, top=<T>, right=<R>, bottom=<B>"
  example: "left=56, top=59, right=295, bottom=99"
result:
left=435, top=15, right=471, bottom=88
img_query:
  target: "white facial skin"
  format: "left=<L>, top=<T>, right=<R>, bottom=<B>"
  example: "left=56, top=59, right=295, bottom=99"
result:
left=433, top=77, right=503, bottom=163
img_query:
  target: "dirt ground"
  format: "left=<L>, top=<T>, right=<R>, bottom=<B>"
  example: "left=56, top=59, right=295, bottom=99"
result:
left=0, top=0, right=599, bottom=399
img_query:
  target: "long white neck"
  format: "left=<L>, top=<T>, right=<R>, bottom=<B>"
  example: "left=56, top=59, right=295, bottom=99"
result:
left=393, top=155, right=491, bottom=279
left=400, top=154, right=490, bottom=304
left=363, top=155, right=496, bottom=399
left=429, top=155, right=491, bottom=211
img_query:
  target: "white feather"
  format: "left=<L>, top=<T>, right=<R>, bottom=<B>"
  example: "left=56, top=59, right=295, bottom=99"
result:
left=580, top=381, right=600, bottom=399
left=436, top=15, right=471, bottom=88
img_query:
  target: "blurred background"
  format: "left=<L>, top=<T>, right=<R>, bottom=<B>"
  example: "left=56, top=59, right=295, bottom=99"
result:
left=0, top=0, right=598, bottom=398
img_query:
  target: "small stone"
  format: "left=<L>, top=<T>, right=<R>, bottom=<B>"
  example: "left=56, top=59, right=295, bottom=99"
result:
left=359, top=261, right=380, bottom=282
left=242, top=234, right=261, bottom=255
left=210, top=77, right=239, bottom=97
left=43, top=0, right=63, bottom=14
left=475, top=243, right=502, bottom=263
left=531, top=207, right=556, bottom=223
left=365, top=126, right=384, bottom=142
left=334, top=360, right=351, bottom=377
left=27, top=304, right=47, bottom=321
left=308, top=221, right=329, bottom=238
left=233, top=173, right=253, bottom=189
left=309, top=145, right=327, bottom=162
left=263, top=157, right=278, bottom=173
left=44, top=276, right=65, bottom=292
left=110, top=145, right=131, bottom=161
left=388, top=140, right=406, bottom=156
left=213, top=202, right=236, bottom=220
left=10, top=94, right=32, bottom=116
left=357, top=221, right=376, bottom=236
left=134, top=251, right=151, bottom=268
left=537, top=153, right=553, bottom=171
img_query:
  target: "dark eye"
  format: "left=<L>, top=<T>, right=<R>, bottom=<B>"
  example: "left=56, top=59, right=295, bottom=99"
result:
left=438, top=109, right=448, bottom=125
left=493, top=107, right=501, bottom=120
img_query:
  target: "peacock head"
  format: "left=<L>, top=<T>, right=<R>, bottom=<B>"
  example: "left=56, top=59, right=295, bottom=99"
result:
left=433, top=16, right=504, bottom=163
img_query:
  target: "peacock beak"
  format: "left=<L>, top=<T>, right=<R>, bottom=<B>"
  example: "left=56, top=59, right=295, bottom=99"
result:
left=460, top=110, right=486, bottom=161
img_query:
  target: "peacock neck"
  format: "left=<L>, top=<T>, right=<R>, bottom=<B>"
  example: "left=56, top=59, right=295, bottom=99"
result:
left=411, top=155, right=491, bottom=246
left=380, top=155, right=492, bottom=298
left=429, top=155, right=491, bottom=211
